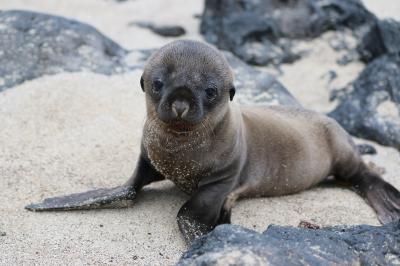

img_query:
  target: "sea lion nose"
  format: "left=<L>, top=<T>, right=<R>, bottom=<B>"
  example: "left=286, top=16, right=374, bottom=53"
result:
left=172, top=100, right=189, bottom=118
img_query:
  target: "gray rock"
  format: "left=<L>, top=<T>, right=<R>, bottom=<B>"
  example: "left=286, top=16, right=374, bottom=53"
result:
left=201, top=0, right=375, bottom=66
left=357, top=143, right=377, bottom=155
left=178, top=220, right=400, bottom=265
left=329, top=55, right=400, bottom=150
left=224, top=51, right=300, bottom=107
left=132, top=21, right=186, bottom=37
left=358, top=19, right=400, bottom=62
left=0, top=10, right=128, bottom=91
left=330, top=18, right=400, bottom=150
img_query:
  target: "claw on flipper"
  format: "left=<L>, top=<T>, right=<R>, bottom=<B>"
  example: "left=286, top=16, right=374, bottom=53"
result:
left=25, top=185, right=136, bottom=211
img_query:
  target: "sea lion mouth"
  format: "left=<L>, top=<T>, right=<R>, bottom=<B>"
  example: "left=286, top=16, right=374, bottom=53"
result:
left=166, top=120, right=197, bottom=133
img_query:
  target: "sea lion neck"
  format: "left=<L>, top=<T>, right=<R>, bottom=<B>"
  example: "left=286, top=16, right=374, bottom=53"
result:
left=142, top=117, right=213, bottom=154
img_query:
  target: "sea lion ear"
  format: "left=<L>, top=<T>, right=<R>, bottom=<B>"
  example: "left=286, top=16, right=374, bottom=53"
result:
left=140, top=76, right=144, bottom=92
left=229, top=86, right=235, bottom=101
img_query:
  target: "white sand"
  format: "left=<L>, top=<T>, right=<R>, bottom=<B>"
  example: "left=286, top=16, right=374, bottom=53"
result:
left=1, top=1, right=400, bottom=265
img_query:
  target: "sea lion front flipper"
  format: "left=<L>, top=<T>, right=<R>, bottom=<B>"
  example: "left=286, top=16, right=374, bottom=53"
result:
left=25, top=153, right=165, bottom=212
left=25, top=185, right=136, bottom=211
left=176, top=180, right=234, bottom=245
left=353, top=171, right=400, bottom=224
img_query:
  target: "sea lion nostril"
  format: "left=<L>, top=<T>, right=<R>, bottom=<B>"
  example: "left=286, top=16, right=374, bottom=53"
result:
left=172, top=100, right=190, bottom=118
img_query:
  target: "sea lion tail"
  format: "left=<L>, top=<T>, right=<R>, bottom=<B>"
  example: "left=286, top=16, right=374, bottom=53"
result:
left=351, top=171, right=400, bottom=224
left=25, top=185, right=136, bottom=212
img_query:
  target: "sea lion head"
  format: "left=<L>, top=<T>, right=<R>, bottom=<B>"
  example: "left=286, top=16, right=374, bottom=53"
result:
left=141, top=40, right=235, bottom=132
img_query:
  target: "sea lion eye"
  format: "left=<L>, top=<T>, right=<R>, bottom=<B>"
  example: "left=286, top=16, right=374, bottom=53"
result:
left=205, top=87, right=217, bottom=100
left=153, top=80, right=163, bottom=93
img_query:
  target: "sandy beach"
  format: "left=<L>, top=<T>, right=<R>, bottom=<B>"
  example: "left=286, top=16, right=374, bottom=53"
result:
left=1, top=0, right=400, bottom=265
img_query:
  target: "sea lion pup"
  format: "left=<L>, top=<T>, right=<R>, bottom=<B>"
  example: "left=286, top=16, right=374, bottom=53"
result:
left=26, top=40, right=400, bottom=244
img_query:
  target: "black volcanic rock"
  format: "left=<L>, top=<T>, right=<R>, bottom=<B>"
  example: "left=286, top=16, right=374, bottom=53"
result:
left=0, top=10, right=127, bottom=91
left=358, top=19, right=400, bottom=62
left=201, top=0, right=375, bottom=66
left=329, top=55, right=400, bottom=150
left=178, top=221, right=400, bottom=265
left=357, top=143, right=377, bottom=155
left=224, top=51, right=300, bottom=107
left=133, top=22, right=186, bottom=37
left=331, top=18, right=400, bottom=150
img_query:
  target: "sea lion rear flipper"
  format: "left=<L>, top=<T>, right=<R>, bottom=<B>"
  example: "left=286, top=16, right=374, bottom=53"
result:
left=25, top=185, right=136, bottom=212
left=363, top=180, right=400, bottom=224
left=353, top=172, right=400, bottom=224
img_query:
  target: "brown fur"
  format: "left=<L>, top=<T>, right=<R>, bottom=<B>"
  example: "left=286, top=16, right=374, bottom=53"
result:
left=140, top=41, right=400, bottom=240
left=26, top=40, right=400, bottom=245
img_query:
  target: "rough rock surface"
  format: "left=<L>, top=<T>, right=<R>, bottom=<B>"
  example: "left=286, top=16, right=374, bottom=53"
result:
left=358, top=19, right=400, bottom=62
left=178, top=221, right=400, bottom=265
left=224, top=52, right=300, bottom=107
left=0, top=10, right=127, bottom=91
left=329, top=55, right=400, bottom=150
left=201, top=0, right=375, bottom=66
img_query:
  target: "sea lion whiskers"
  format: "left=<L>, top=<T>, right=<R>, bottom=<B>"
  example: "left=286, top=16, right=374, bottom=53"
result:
left=202, top=116, right=216, bottom=140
